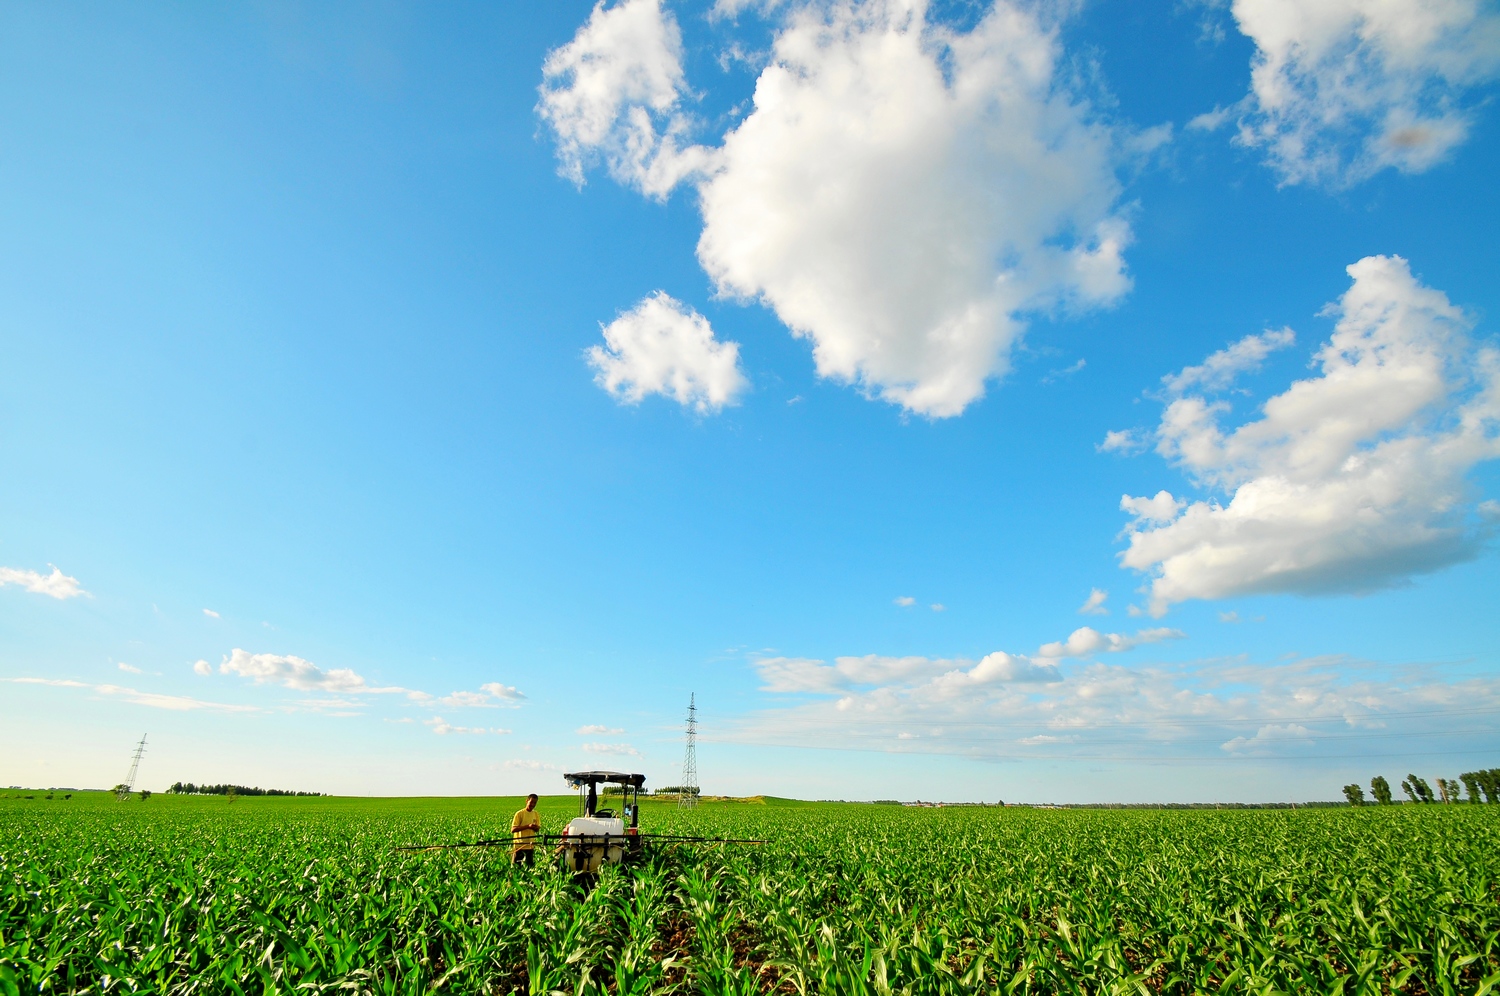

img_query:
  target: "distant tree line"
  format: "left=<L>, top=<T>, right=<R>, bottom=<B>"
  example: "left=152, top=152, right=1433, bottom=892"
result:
left=167, top=782, right=324, bottom=797
left=1343, top=769, right=1498, bottom=805
left=653, top=786, right=700, bottom=796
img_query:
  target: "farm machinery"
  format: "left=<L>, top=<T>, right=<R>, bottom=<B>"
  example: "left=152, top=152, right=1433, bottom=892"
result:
left=397, top=770, right=762, bottom=878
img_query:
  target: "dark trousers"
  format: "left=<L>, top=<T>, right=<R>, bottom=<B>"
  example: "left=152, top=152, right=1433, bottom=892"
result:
left=512, top=848, right=535, bottom=866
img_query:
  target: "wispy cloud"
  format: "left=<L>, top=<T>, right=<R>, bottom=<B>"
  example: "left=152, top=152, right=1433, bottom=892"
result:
left=1036, top=626, right=1184, bottom=660
left=727, top=654, right=1500, bottom=763
left=582, top=742, right=643, bottom=756
left=2, top=677, right=256, bottom=713
left=203, top=608, right=220, bottom=619
left=1078, top=588, right=1109, bottom=615
left=577, top=724, right=626, bottom=735
left=503, top=759, right=562, bottom=771
left=0, top=566, right=86, bottom=599
left=425, top=716, right=513, bottom=736
left=893, top=596, right=916, bottom=607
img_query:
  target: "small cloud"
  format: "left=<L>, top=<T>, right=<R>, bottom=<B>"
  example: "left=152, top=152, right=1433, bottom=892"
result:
left=577, top=724, right=626, bottom=735
left=192, top=660, right=213, bottom=676
left=1037, top=626, right=1185, bottom=660
left=0, top=565, right=87, bottom=600
left=439, top=690, right=493, bottom=708
left=1221, top=724, right=1313, bottom=754
left=897, top=732, right=918, bottom=739
left=1161, top=327, right=1295, bottom=395
left=481, top=682, right=526, bottom=702
left=894, top=596, right=916, bottom=607
left=1042, top=358, right=1086, bottom=384
left=1120, top=491, right=1185, bottom=525
left=383, top=717, right=414, bottom=724
left=787, top=395, right=804, bottom=405
left=425, top=716, right=511, bottom=736
left=203, top=609, right=220, bottom=619
left=582, top=742, right=643, bottom=756
left=1097, top=429, right=1145, bottom=455
left=1127, top=604, right=1144, bottom=618
left=117, top=662, right=144, bottom=674
left=504, top=759, right=561, bottom=771
left=587, top=292, right=748, bottom=413
left=1219, top=611, right=1241, bottom=623
left=930, top=603, right=945, bottom=612
left=1077, top=588, right=1108, bottom=615
left=1187, top=105, right=1233, bottom=132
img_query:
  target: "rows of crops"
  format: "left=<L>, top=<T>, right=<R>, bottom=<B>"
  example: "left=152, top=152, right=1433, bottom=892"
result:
left=3, top=793, right=1498, bottom=994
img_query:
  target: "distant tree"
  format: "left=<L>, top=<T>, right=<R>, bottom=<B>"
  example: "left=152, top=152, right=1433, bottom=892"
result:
left=1342, top=784, right=1365, bottom=806
left=1371, top=776, right=1392, bottom=805
left=138, top=790, right=151, bottom=801
left=226, top=786, right=237, bottom=804
left=1475, top=769, right=1500, bottom=803
left=1403, top=774, right=1433, bottom=803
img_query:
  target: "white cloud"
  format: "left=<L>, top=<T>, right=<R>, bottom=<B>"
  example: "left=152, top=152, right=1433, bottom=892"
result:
left=754, top=650, right=1060, bottom=696
left=438, top=691, right=492, bottom=708
left=1227, top=0, right=1500, bottom=185
left=930, top=603, right=945, bottom=612
left=1036, top=626, right=1185, bottom=659
left=1219, top=610, right=1242, bottom=623
left=1121, top=256, right=1500, bottom=614
left=544, top=0, right=1139, bottom=419
left=481, top=682, right=526, bottom=701
left=695, top=0, right=1133, bottom=417
left=587, top=292, right=748, bottom=412
left=1161, top=327, right=1295, bottom=394
left=1120, top=491, right=1185, bottom=525
left=1221, top=722, right=1314, bottom=754
left=0, top=565, right=86, bottom=599
left=893, top=595, right=916, bottom=607
left=537, top=0, right=712, bottom=198
left=2, top=677, right=256, bottom=713
left=203, top=608, right=220, bottom=619
left=577, top=724, right=626, bottom=734
left=117, top=662, right=143, bottom=674
left=426, top=716, right=512, bottom=735
left=1098, top=429, right=1146, bottom=454
left=217, top=649, right=401, bottom=694
left=193, top=659, right=212, bottom=676
left=725, top=653, right=1500, bottom=763
left=504, top=759, right=563, bottom=771
left=582, top=742, right=643, bottom=756
left=1078, top=588, right=1109, bottom=615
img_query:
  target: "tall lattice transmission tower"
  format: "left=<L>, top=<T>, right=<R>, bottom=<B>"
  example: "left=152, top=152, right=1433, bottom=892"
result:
left=679, top=693, right=699, bottom=808
left=117, top=734, right=147, bottom=801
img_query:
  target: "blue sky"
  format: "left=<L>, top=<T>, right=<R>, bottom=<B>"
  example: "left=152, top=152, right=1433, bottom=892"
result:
left=2, top=0, right=1498, bottom=802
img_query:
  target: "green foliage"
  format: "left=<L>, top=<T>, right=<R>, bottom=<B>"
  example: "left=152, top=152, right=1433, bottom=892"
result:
left=1402, top=774, right=1435, bottom=804
left=1370, top=775, right=1393, bottom=805
left=1461, top=769, right=1500, bottom=803
left=1342, top=783, right=1365, bottom=805
left=2, top=794, right=1498, bottom=994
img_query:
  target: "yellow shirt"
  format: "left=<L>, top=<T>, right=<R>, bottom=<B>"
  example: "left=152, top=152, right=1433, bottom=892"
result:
left=511, top=807, right=541, bottom=852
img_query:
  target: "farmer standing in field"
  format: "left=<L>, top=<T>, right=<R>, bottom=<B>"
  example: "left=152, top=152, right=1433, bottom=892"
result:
left=511, top=793, right=541, bottom=866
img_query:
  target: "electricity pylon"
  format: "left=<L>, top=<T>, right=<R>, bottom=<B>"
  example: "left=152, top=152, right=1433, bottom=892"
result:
left=117, top=734, right=147, bottom=801
left=679, top=694, right=698, bottom=808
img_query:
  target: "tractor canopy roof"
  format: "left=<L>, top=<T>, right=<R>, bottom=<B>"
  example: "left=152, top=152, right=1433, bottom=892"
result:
left=564, top=771, right=646, bottom=789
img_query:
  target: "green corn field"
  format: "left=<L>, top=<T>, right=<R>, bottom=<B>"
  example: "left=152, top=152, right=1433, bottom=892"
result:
left=2, top=792, right=1498, bottom=995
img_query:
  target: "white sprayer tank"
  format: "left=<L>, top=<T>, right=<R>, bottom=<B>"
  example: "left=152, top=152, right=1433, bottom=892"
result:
left=561, top=816, right=627, bottom=873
